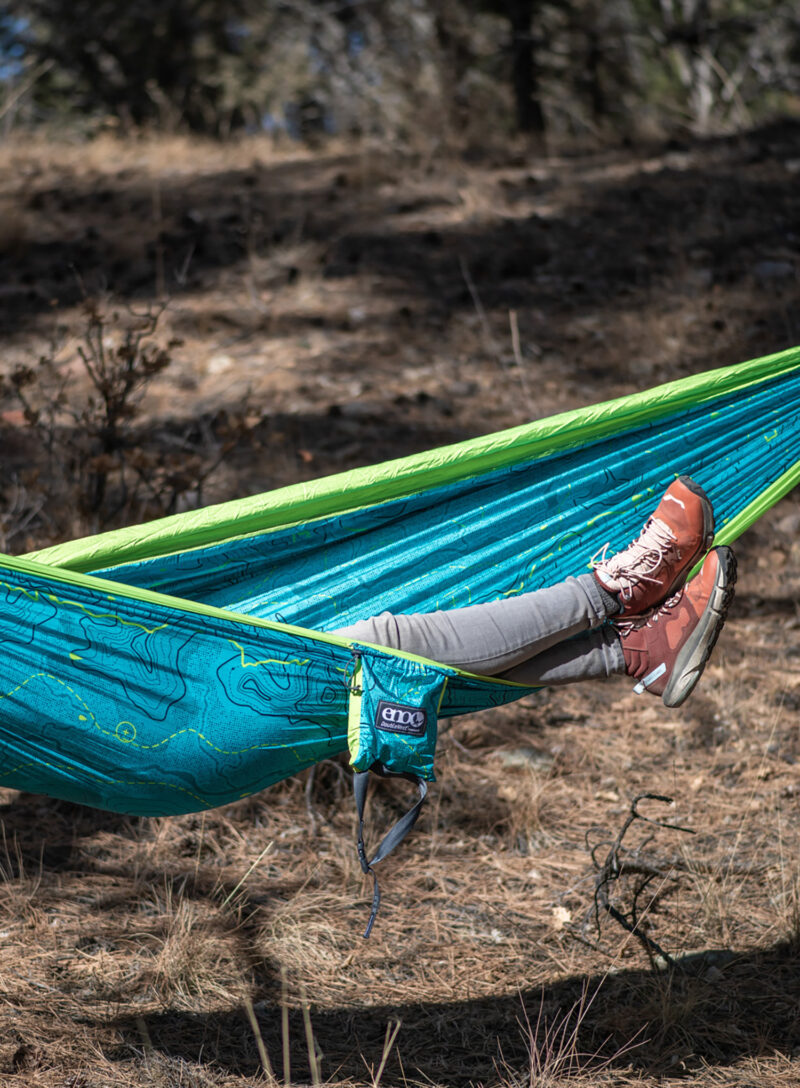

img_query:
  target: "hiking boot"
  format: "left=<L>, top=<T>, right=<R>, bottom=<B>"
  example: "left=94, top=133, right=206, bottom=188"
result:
left=616, top=546, right=736, bottom=708
left=593, top=475, right=715, bottom=616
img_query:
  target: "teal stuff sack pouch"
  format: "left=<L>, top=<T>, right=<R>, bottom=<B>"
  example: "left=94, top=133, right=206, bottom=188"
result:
left=346, top=649, right=452, bottom=781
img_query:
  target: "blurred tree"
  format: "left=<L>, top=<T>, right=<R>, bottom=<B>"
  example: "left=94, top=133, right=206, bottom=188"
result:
left=11, top=0, right=269, bottom=132
left=632, top=0, right=800, bottom=133
left=505, top=0, right=546, bottom=133
left=565, top=0, right=636, bottom=128
left=439, top=0, right=548, bottom=134
left=0, top=0, right=798, bottom=139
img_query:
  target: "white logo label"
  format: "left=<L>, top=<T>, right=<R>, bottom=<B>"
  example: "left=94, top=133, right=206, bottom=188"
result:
left=375, top=700, right=427, bottom=736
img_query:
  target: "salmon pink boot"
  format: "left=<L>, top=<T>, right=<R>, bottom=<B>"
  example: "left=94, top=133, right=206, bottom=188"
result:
left=593, top=475, right=715, bottom=616
left=616, top=546, right=736, bottom=707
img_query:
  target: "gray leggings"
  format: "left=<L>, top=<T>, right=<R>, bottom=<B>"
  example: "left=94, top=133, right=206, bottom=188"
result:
left=333, top=573, right=625, bottom=686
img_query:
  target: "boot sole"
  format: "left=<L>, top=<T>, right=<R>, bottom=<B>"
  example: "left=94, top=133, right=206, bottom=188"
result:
left=659, top=475, right=716, bottom=604
left=662, top=546, right=737, bottom=708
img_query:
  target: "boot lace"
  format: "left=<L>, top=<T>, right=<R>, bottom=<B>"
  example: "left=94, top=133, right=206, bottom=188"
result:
left=591, top=517, right=679, bottom=603
left=615, top=586, right=684, bottom=636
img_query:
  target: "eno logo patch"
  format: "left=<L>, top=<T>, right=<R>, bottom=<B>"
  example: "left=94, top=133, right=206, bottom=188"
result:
left=375, top=700, right=427, bottom=737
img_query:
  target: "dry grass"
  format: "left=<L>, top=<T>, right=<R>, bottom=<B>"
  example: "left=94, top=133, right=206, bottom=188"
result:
left=0, top=123, right=799, bottom=1085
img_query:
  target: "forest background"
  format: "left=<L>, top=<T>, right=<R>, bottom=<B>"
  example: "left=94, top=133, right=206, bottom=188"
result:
left=0, top=4, right=800, bottom=1088
left=2, top=0, right=800, bottom=143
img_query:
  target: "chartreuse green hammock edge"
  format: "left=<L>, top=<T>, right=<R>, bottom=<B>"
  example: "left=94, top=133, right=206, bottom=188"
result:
left=0, top=345, right=798, bottom=816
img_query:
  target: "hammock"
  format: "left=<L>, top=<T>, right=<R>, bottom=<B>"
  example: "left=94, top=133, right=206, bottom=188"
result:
left=3, top=346, right=800, bottom=818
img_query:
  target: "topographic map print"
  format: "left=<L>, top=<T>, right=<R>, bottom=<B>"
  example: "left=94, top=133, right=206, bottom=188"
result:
left=0, top=570, right=353, bottom=813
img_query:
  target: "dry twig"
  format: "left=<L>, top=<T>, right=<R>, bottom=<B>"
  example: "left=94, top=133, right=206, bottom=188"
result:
left=588, top=792, right=696, bottom=967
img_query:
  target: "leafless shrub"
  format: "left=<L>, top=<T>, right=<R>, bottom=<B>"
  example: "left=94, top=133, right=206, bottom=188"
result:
left=0, top=298, right=246, bottom=542
left=2, top=299, right=177, bottom=517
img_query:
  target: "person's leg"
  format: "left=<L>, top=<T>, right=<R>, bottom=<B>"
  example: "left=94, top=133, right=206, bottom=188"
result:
left=334, top=572, right=618, bottom=675
left=334, top=474, right=714, bottom=676
left=500, top=547, right=736, bottom=704
left=498, top=626, right=624, bottom=686
left=334, top=478, right=731, bottom=701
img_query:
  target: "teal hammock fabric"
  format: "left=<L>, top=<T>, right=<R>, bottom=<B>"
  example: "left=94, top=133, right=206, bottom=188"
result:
left=1, top=346, right=799, bottom=816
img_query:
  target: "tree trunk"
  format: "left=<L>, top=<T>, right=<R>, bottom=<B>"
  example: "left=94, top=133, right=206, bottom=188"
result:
left=507, top=0, right=545, bottom=134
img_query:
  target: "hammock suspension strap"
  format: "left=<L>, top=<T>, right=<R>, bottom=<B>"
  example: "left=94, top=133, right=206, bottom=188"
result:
left=354, top=766, right=428, bottom=938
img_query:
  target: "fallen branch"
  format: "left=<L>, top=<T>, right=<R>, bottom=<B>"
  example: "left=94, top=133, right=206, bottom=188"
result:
left=588, top=792, right=695, bottom=967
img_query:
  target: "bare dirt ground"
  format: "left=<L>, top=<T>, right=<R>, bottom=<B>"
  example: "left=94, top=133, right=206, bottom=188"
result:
left=0, top=122, right=799, bottom=1087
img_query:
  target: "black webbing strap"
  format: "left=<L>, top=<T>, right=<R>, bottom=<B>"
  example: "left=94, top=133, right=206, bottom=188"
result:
left=354, top=767, right=428, bottom=938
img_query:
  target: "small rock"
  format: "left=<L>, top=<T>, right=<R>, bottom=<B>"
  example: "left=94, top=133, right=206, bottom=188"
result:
left=338, top=400, right=375, bottom=419
left=207, top=353, right=233, bottom=375
left=450, top=380, right=478, bottom=397
left=776, top=511, right=800, bottom=535
left=551, top=906, right=571, bottom=930
left=753, top=260, right=795, bottom=283
left=685, top=268, right=713, bottom=289
left=494, top=746, right=555, bottom=772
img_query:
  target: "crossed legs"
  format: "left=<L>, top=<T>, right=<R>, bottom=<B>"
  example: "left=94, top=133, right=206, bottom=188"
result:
left=334, top=573, right=625, bottom=686
left=333, top=477, right=736, bottom=708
